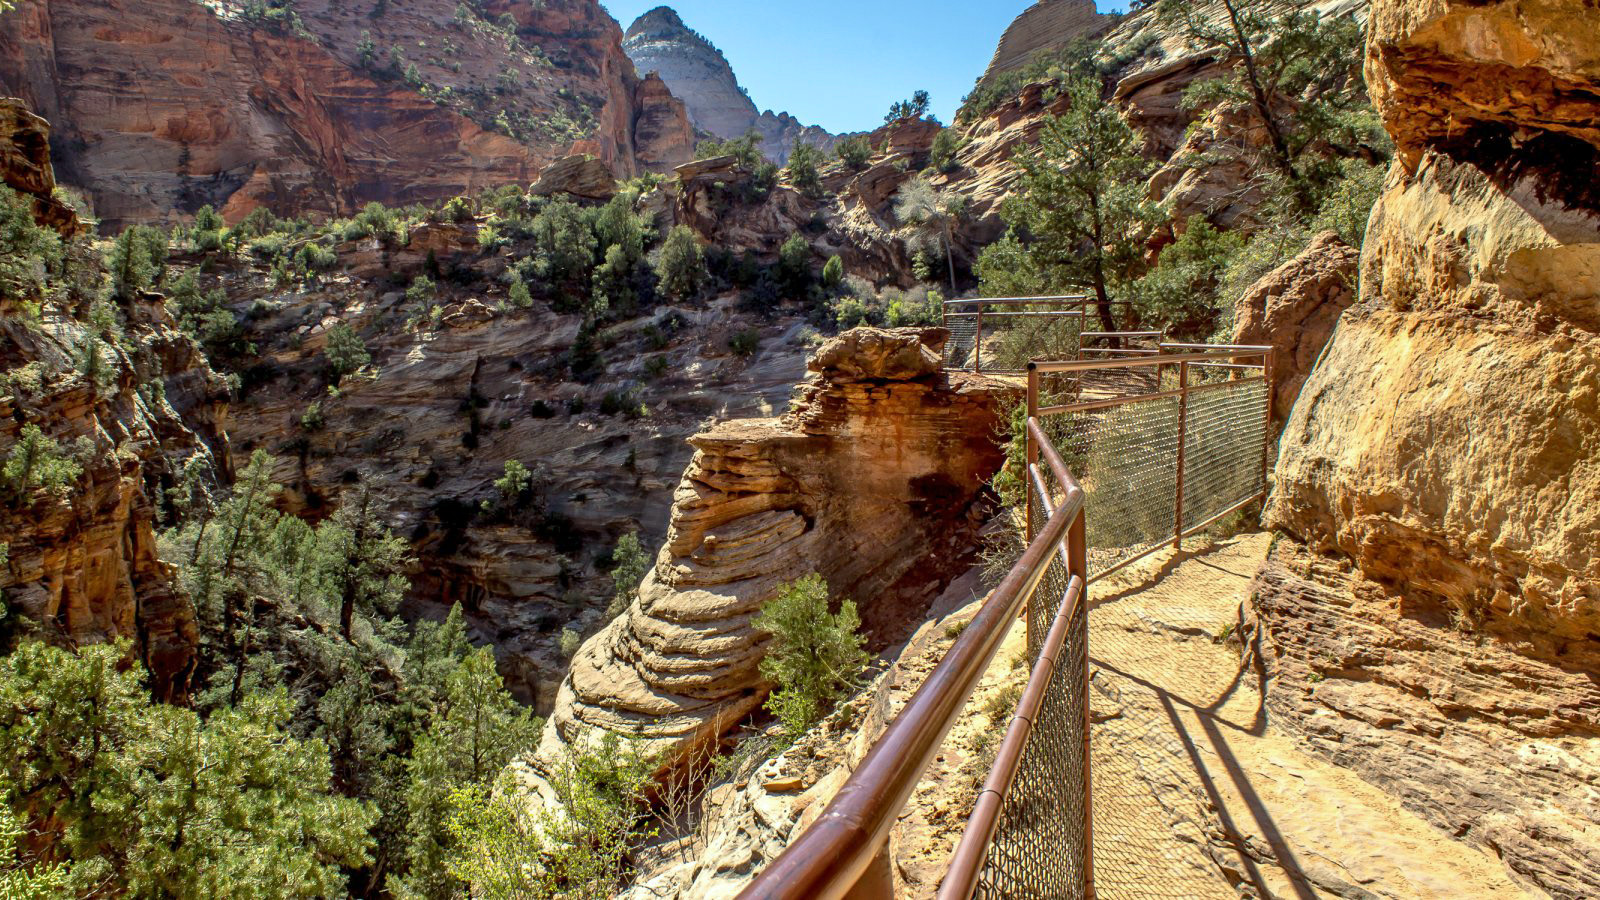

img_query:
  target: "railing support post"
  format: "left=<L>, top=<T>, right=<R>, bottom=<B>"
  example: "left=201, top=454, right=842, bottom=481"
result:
left=1261, top=351, right=1275, bottom=492
left=1026, top=365, right=1040, bottom=544
left=1173, top=361, right=1190, bottom=552
left=842, top=842, right=896, bottom=900
left=1070, top=505, right=1094, bottom=899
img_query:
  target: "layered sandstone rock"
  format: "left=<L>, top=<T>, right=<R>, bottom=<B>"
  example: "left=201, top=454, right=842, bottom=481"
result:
left=1232, top=231, right=1359, bottom=432
left=978, top=0, right=1113, bottom=89
left=0, top=0, right=692, bottom=227
left=1263, top=1, right=1600, bottom=894
left=532, top=328, right=1010, bottom=771
left=622, top=7, right=841, bottom=163
left=0, top=105, right=229, bottom=699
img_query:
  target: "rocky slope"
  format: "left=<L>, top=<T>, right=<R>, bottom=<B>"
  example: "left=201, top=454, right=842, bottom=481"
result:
left=0, top=0, right=694, bottom=228
left=977, top=0, right=1114, bottom=89
left=1260, top=0, right=1600, bottom=894
left=528, top=328, right=1010, bottom=776
left=212, top=217, right=817, bottom=709
left=622, top=7, right=841, bottom=163
left=0, top=100, right=230, bottom=700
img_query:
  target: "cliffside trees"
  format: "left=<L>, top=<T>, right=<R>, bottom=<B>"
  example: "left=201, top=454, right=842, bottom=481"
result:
left=1156, top=0, right=1378, bottom=212
left=786, top=143, right=824, bottom=198
left=607, top=531, right=650, bottom=619
left=980, top=75, right=1156, bottom=332
left=895, top=177, right=967, bottom=296
left=835, top=135, right=872, bottom=170
left=107, top=225, right=167, bottom=300
left=2, top=425, right=83, bottom=508
left=0, top=642, right=375, bottom=897
left=325, top=324, right=370, bottom=381
left=655, top=225, right=706, bottom=301
left=886, top=89, right=933, bottom=124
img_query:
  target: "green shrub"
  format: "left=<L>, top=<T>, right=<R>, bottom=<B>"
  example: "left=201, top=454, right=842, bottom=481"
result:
left=108, top=225, right=168, bottom=300
left=753, top=574, right=868, bottom=738
left=324, top=324, right=370, bottom=380
left=786, top=143, right=824, bottom=198
left=654, top=226, right=705, bottom=302
left=835, top=135, right=872, bottom=170
left=299, top=241, right=338, bottom=273
left=507, top=279, right=533, bottom=309
left=822, top=255, right=844, bottom=289
left=494, top=460, right=531, bottom=504
left=3, top=425, right=84, bottom=507
left=727, top=330, right=760, bottom=358
left=606, top=531, right=649, bottom=619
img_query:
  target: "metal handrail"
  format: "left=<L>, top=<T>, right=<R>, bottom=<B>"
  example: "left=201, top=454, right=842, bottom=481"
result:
left=738, top=439, right=1088, bottom=900
left=944, top=295, right=1093, bottom=307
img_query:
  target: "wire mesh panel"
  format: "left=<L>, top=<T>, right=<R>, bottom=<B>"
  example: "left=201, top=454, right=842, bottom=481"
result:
left=973, top=597, right=1090, bottom=900
left=1180, top=379, right=1269, bottom=533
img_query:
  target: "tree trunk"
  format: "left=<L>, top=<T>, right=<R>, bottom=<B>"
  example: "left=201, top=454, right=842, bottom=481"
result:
left=1220, top=0, right=1311, bottom=211
left=942, top=219, right=958, bottom=297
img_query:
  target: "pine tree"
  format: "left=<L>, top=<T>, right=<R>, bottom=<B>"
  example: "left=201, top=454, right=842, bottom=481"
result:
left=978, top=76, right=1158, bottom=333
left=654, top=226, right=706, bottom=302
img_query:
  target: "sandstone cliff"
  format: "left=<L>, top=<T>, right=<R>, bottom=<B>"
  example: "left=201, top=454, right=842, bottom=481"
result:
left=1259, top=1, right=1600, bottom=895
left=531, top=328, right=1010, bottom=773
left=977, top=0, right=1114, bottom=90
left=622, top=7, right=842, bottom=163
left=0, top=0, right=693, bottom=228
left=0, top=102, right=229, bottom=699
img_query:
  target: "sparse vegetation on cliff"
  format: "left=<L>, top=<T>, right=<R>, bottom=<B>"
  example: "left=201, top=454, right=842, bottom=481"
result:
left=753, top=575, right=869, bottom=738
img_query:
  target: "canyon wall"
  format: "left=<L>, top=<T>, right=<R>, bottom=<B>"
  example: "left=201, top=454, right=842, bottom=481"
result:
left=622, top=7, right=841, bottom=163
left=1258, top=1, right=1600, bottom=895
left=531, top=328, right=1010, bottom=772
left=0, top=0, right=693, bottom=228
left=0, top=101, right=230, bottom=698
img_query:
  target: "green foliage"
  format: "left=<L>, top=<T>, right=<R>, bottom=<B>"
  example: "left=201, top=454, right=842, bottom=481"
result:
left=494, top=460, right=531, bottom=504
left=727, top=329, right=761, bottom=358
left=400, top=648, right=540, bottom=899
left=695, top=129, right=764, bottom=167
left=529, top=197, right=598, bottom=309
left=76, top=338, right=116, bottom=393
left=929, top=128, right=965, bottom=174
left=957, top=36, right=1107, bottom=124
left=445, top=733, right=653, bottom=900
left=753, top=574, right=869, bottom=738
left=822, top=255, right=845, bottom=289
left=607, top=531, right=649, bottom=620
left=0, top=186, right=62, bottom=303
left=776, top=232, right=813, bottom=296
left=193, top=204, right=224, bottom=233
left=167, top=269, right=249, bottom=361
left=655, top=225, right=706, bottom=302
left=0, top=641, right=374, bottom=897
left=108, top=225, right=168, bottom=300
left=885, top=89, right=932, bottom=124
left=834, top=135, right=872, bottom=170
left=1126, top=217, right=1247, bottom=337
left=1310, top=159, right=1388, bottom=248
left=894, top=176, right=967, bottom=294
left=977, top=76, right=1157, bottom=329
left=0, top=804, right=68, bottom=898
left=786, top=143, right=825, bottom=198
left=1157, top=0, right=1382, bottom=211
left=325, top=323, right=370, bottom=380
left=507, top=279, right=533, bottom=310
left=299, top=241, right=338, bottom=273
left=3, top=425, right=83, bottom=508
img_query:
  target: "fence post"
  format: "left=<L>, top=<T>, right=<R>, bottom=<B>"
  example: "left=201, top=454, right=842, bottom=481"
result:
left=1261, top=350, right=1275, bottom=494
left=1173, top=361, right=1189, bottom=552
left=975, top=304, right=985, bottom=374
left=1070, top=504, right=1094, bottom=899
left=1026, top=364, right=1039, bottom=544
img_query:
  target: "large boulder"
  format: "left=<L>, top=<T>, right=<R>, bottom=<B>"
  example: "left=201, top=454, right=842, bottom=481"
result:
left=0, top=98, right=81, bottom=234
left=1232, top=231, right=1359, bottom=432
left=1260, top=2, right=1600, bottom=895
left=526, top=328, right=1011, bottom=775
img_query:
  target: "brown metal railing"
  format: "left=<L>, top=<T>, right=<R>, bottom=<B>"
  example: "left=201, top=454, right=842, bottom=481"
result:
left=738, top=346, right=1275, bottom=900
left=942, top=297, right=1134, bottom=374
left=738, top=423, right=1090, bottom=900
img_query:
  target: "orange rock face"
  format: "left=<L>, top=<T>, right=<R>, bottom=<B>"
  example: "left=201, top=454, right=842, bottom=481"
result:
left=0, top=0, right=692, bottom=228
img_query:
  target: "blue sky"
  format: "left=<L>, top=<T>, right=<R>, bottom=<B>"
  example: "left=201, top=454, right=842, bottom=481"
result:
left=601, top=2, right=1129, bottom=133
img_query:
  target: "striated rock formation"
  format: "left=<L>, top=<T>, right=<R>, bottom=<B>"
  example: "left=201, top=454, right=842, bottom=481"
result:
left=978, top=0, right=1113, bottom=89
left=0, top=0, right=693, bottom=228
left=533, top=328, right=1010, bottom=771
left=1262, top=1, right=1600, bottom=894
left=622, top=7, right=841, bottom=163
left=1231, top=231, right=1359, bottom=432
left=633, top=72, right=698, bottom=173
left=0, top=104, right=229, bottom=699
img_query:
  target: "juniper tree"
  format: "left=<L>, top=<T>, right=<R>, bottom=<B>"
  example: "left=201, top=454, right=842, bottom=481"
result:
left=978, top=76, right=1158, bottom=333
left=753, top=574, right=869, bottom=737
left=655, top=225, right=706, bottom=302
left=2, top=425, right=82, bottom=507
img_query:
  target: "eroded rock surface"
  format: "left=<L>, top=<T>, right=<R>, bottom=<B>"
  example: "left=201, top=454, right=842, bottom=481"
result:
left=0, top=0, right=693, bottom=227
left=533, top=328, right=1011, bottom=771
left=978, top=0, right=1113, bottom=89
left=1231, top=231, right=1359, bottom=431
left=1264, top=1, right=1600, bottom=894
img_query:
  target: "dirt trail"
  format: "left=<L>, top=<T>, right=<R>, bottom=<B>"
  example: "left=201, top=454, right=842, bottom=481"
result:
left=1086, top=533, right=1536, bottom=900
